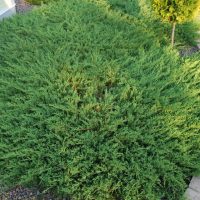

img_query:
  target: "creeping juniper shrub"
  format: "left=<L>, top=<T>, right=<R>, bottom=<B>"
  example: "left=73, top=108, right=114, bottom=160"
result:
left=0, top=0, right=200, bottom=199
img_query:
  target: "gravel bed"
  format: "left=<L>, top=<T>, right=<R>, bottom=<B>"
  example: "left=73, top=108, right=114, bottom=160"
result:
left=180, top=46, right=200, bottom=57
left=15, top=0, right=34, bottom=13
left=0, top=186, right=58, bottom=200
left=0, top=186, right=56, bottom=200
left=0, top=186, right=38, bottom=200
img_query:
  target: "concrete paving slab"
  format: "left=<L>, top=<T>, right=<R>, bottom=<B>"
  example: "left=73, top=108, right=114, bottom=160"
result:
left=189, top=177, right=200, bottom=193
left=185, top=188, right=200, bottom=200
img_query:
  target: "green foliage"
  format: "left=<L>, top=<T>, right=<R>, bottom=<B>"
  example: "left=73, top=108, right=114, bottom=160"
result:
left=26, top=0, right=56, bottom=5
left=26, top=0, right=45, bottom=5
left=151, top=0, right=200, bottom=46
left=152, top=0, right=200, bottom=23
left=0, top=0, right=200, bottom=199
left=176, top=21, right=200, bottom=46
left=108, top=0, right=199, bottom=47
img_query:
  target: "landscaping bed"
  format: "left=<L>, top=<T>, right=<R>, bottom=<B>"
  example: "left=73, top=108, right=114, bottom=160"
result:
left=0, top=0, right=200, bottom=199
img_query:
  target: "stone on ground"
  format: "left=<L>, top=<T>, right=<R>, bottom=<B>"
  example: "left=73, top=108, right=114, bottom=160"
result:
left=185, top=177, right=200, bottom=200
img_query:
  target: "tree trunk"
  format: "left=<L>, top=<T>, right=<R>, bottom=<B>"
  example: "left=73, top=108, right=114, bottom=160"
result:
left=171, top=22, right=176, bottom=47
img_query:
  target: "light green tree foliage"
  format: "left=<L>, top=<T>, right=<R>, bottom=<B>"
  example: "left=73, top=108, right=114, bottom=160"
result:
left=152, top=0, right=200, bottom=46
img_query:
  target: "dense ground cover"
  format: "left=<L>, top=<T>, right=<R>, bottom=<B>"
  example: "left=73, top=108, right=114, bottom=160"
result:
left=0, top=0, right=200, bottom=199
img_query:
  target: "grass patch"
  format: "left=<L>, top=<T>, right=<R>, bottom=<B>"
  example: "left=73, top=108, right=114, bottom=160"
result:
left=0, top=0, right=200, bottom=199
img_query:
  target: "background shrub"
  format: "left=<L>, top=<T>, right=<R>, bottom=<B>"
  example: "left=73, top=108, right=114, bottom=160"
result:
left=0, top=0, right=200, bottom=199
left=26, top=0, right=54, bottom=5
left=108, top=0, right=200, bottom=47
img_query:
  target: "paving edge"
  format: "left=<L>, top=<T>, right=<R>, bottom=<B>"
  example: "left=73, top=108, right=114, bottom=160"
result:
left=185, top=177, right=200, bottom=200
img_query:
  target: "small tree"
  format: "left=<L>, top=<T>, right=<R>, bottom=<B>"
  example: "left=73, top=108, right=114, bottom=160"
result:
left=152, top=0, right=200, bottom=47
